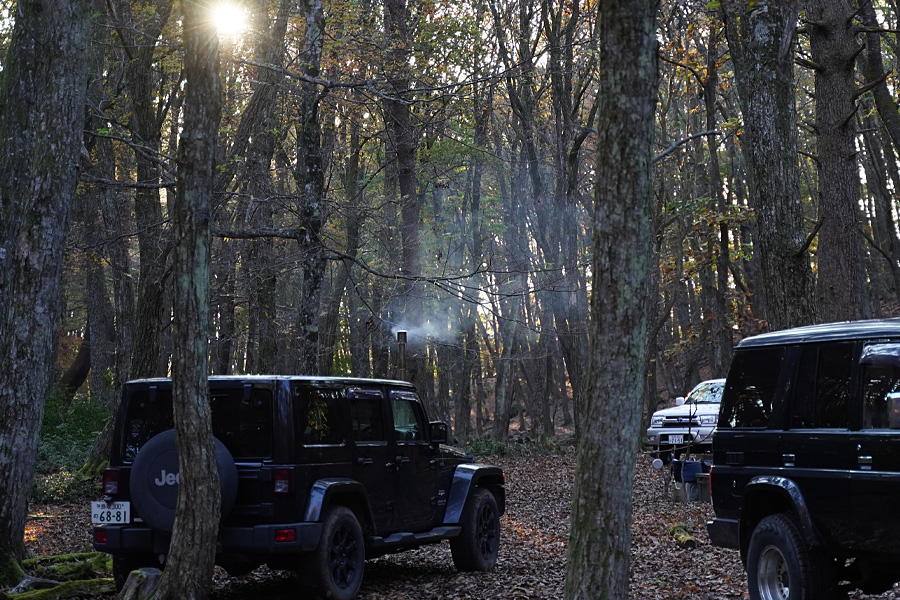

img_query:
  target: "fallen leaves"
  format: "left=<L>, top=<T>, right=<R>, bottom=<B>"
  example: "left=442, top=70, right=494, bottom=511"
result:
left=19, top=454, right=900, bottom=599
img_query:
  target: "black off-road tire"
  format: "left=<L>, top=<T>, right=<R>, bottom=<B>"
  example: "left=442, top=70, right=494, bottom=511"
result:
left=747, top=513, right=838, bottom=600
left=302, top=506, right=365, bottom=600
left=450, top=487, right=500, bottom=572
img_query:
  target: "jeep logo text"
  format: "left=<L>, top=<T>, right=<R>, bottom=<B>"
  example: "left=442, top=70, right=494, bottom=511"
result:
left=154, top=469, right=179, bottom=486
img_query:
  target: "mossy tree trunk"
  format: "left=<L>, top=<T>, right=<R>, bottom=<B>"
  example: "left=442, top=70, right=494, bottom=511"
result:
left=563, top=0, right=658, bottom=598
left=0, top=0, right=92, bottom=586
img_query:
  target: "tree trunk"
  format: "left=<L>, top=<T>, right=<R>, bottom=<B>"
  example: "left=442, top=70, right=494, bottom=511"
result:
left=564, top=0, right=657, bottom=598
left=806, top=0, right=864, bottom=322
left=150, top=2, right=222, bottom=597
left=723, top=0, right=817, bottom=330
left=293, top=0, right=328, bottom=375
left=0, top=0, right=92, bottom=583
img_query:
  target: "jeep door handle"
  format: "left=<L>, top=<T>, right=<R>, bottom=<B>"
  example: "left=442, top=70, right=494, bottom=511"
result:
left=356, top=457, right=373, bottom=466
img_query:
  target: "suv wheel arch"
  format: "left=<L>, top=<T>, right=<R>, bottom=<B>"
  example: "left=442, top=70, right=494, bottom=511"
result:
left=741, top=477, right=823, bottom=561
left=444, top=465, right=506, bottom=524
left=305, top=478, right=375, bottom=531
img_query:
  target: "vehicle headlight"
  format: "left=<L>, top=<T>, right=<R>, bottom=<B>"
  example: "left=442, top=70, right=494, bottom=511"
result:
left=700, top=415, right=718, bottom=425
left=650, top=416, right=664, bottom=427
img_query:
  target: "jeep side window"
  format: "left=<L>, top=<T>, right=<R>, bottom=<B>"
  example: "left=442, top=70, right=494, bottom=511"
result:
left=295, top=387, right=345, bottom=445
left=720, top=347, right=784, bottom=428
left=390, top=392, right=426, bottom=442
left=860, top=344, right=900, bottom=429
left=210, top=387, right=274, bottom=459
left=790, top=343, right=853, bottom=429
left=348, top=389, right=386, bottom=442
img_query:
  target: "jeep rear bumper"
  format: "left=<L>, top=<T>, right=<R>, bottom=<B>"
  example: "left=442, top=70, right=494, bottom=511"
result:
left=706, top=517, right=740, bottom=550
left=93, top=521, right=324, bottom=555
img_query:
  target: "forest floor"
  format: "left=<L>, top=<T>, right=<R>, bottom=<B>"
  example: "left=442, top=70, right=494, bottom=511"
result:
left=21, top=453, right=900, bottom=599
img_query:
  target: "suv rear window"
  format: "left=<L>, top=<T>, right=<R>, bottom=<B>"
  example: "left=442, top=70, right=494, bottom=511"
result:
left=719, top=347, right=785, bottom=428
left=121, top=386, right=274, bottom=461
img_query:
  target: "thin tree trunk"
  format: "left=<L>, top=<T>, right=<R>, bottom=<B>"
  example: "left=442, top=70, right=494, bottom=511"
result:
left=151, top=2, right=222, bottom=598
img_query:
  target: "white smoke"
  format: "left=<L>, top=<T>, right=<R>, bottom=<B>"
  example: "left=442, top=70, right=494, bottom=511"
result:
left=391, top=320, right=456, bottom=344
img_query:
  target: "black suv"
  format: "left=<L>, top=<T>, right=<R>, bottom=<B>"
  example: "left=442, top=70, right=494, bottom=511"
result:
left=92, top=376, right=505, bottom=599
left=707, top=319, right=900, bottom=599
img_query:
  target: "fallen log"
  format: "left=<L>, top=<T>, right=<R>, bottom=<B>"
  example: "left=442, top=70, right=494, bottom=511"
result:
left=668, top=522, right=698, bottom=550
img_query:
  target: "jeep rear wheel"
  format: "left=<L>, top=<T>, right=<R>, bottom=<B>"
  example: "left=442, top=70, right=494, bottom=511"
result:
left=747, top=513, right=837, bottom=600
left=302, top=506, right=365, bottom=600
left=450, top=487, right=500, bottom=572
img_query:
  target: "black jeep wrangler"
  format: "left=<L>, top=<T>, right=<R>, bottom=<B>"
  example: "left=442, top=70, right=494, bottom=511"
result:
left=92, top=376, right=505, bottom=599
left=708, top=319, right=900, bottom=599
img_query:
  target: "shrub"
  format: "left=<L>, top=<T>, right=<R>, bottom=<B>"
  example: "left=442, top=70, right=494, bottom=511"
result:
left=36, top=390, right=109, bottom=474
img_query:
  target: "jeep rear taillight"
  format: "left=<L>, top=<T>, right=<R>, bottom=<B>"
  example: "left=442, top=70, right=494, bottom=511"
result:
left=274, top=467, right=291, bottom=493
left=275, top=528, right=295, bottom=543
left=102, top=468, right=121, bottom=495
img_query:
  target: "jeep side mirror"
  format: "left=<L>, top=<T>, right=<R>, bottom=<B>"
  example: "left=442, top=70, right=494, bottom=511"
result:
left=429, top=421, right=448, bottom=445
left=675, top=396, right=686, bottom=406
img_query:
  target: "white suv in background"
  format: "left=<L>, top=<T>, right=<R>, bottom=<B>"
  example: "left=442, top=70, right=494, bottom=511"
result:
left=646, top=378, right=725, bottom=459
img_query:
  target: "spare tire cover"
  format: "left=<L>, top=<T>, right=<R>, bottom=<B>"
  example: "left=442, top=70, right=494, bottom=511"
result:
left=129, top=429, right=238, bottom=531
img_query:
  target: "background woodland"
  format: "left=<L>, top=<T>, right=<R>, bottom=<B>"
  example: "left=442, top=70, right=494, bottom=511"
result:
left=7, top=0, right=896, bottom=447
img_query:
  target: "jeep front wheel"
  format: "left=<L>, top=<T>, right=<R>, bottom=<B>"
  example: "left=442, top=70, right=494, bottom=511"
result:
left=302, top=506, right=365, bottom=600
left=747, top=513, right=836, bottom=600
left=450, top=487, right=500, bottom=571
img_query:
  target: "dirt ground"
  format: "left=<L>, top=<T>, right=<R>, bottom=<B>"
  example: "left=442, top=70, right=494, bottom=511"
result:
left=20, top=453, right=900, bottom=598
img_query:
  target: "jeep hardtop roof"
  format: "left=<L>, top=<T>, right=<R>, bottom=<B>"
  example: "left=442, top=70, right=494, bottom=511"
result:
left=124, top=375, right=417, bottom=388
left=736, top=318, right=900, bottom=348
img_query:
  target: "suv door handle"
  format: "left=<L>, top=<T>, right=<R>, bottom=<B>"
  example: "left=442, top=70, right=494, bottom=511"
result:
left=356, top=457, right=373, bottom=466
left=395, top=456, right=410, bottom=465
left=859, top=455, right=873, bottom=471
left=782, top=453, right=796, bottom=467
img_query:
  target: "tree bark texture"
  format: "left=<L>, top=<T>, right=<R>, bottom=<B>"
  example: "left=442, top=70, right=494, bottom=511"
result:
left=151, top=2, right=222, bottom=598
left=806, top=0, right=863, bottom=323
left=564, top=1, right=658, bottom=598
left=723, top=0, right=818, bottom=330
left=294, top=0, right=327, bottom=374
left=0, top=0, right=92, bottom=582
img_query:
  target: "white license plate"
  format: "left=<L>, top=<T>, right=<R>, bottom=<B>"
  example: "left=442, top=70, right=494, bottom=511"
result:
left=668, top=434, right=684, bottom=445
left=91, top=501, right=130, bottom=524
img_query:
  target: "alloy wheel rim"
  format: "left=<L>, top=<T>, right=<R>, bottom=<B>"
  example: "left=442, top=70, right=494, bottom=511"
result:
left=329, top=524, right=360, bottom=588
left=757, top=544, right=790, bottom=600
left=477, top=503, right=499, bottom=559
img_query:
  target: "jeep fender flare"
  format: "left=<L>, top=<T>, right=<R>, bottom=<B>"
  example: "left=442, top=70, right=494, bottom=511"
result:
left=741, top=475, right=824, bottom=555
left=444, top=464, right=506, bottom=524
left=304, top=478, right=375, bottom=529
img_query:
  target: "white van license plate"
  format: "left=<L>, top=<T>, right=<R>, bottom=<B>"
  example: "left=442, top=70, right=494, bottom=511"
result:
left=91, top=501, right=130, bottom=524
